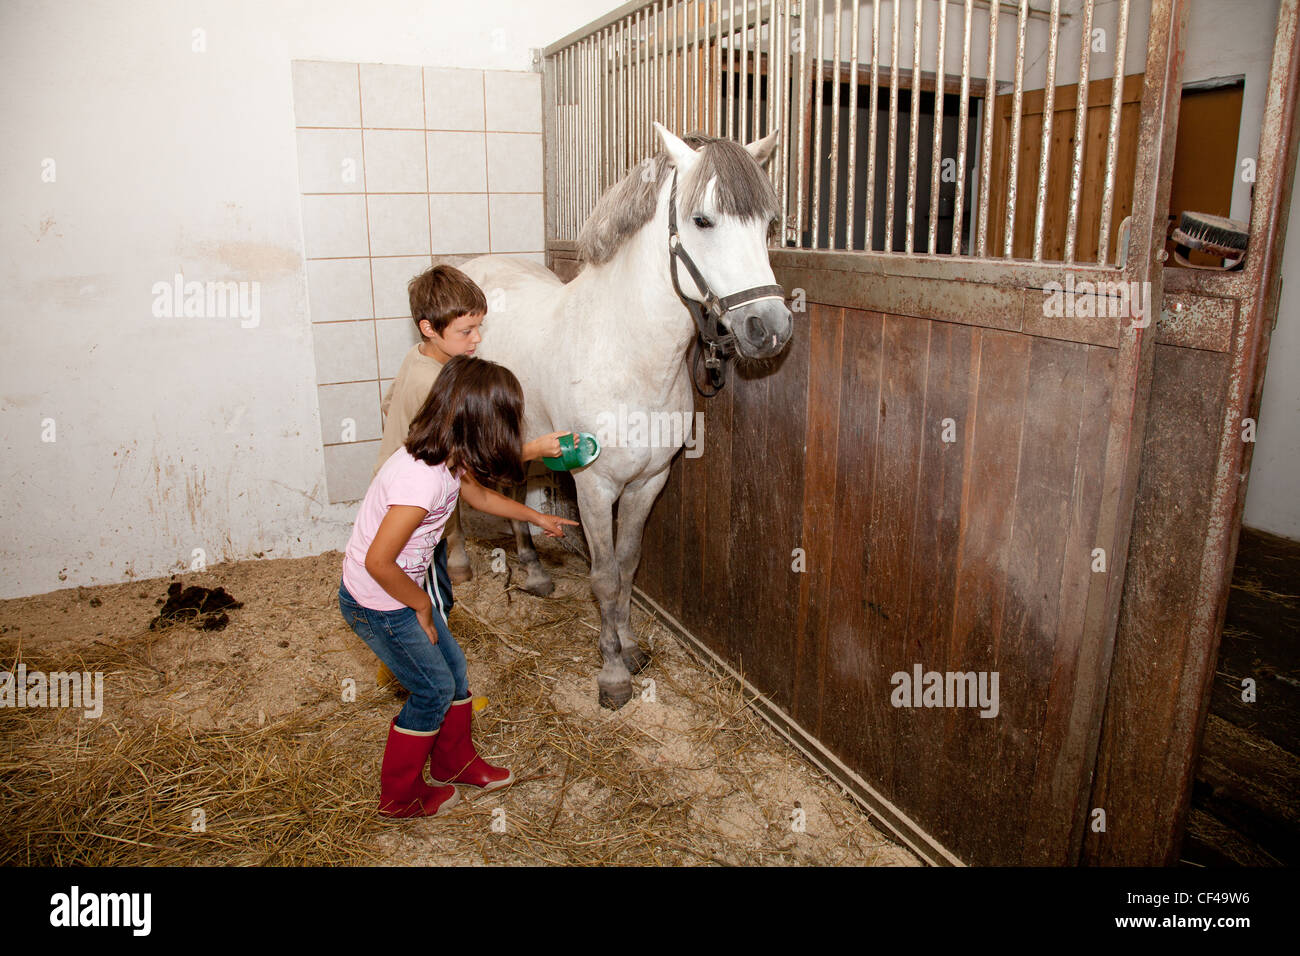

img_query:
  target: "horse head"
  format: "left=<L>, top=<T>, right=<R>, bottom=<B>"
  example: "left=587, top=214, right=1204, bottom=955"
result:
left=654, top=123, right=794, bottom=361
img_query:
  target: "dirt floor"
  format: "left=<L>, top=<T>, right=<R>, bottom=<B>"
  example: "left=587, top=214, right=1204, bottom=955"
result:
left=0, top=532, right=918, bottom=866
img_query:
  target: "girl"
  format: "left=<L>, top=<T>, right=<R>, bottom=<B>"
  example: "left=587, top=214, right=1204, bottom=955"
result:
left=338, top=355, right=578, bottom=817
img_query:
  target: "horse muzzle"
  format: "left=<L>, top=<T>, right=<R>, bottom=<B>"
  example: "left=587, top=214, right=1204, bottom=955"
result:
left=730, top=297, right=794, bottom=359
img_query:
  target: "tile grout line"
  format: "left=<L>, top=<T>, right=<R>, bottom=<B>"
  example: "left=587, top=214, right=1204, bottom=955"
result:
left=357, top=64, right=384, bottom=472
left=482, top=71, right=493, bottom=254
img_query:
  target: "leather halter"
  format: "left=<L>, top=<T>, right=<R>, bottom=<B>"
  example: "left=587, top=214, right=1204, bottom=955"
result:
left=667, top=170, right=785, bottom=395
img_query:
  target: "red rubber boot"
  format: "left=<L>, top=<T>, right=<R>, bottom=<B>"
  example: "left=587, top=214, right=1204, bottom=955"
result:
left=378, top=719, right=460, bottom=817
left=428, top=698, right=514, bottom=791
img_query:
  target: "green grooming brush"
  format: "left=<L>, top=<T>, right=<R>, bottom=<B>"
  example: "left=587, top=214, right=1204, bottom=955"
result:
left=542, top=432, right=601, bottom=471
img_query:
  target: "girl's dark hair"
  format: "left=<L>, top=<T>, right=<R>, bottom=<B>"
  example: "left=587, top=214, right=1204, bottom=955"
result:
left=405, top=355, right=525, bottom=486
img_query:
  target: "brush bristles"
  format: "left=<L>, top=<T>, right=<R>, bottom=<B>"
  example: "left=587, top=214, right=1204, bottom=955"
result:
left=1173, top=211, right=1249, bottom=256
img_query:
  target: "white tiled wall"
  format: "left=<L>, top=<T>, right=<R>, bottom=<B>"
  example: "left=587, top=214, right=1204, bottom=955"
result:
left=292, top=59, right=545, bottom=503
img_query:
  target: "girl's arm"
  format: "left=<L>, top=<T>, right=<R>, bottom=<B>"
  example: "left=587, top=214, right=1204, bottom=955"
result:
left=460, top=473, right=579, bottom=537
left=363, top=505, right=440, bottom=643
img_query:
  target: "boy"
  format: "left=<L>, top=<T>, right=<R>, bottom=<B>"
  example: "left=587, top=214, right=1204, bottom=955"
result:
left=373, top=264, right=568, bottom=688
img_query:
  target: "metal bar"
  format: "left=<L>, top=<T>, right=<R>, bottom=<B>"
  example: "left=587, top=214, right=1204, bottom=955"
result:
left=704, top=1, right=711, bottom=134
left=767, top=0, right=779, bottom=155
left=1064, top=0, right=1093, bottom=262
left=929, top=0, right=947, bottom=253
left=906, top=0, right=923, bottom=253
left=693, top=0, right=701, bottom=131
left=884, top=0, right=899, bottom=252
left=975, top=0, right=998, bottom=256
left=865, top=0, right=879, bottom=251
left=951, top=0, right=972, bottom=256
left=753, top=0, right=763, bottom=138
left=680, top=0, right=689, bottom=128
left=1097, top=0, right=1130, bottom=264
left=845, top=0, right=860, bottom=250
left=830, top=0, right=842, bottom=246
left=812, top=0, right=825, bottom=248
left=660, top=0, right=667, bottom=129
left=1002, top=0, right=1027, bottom=257
left=727, top=0, right=736, bottom=136
left=779, top=0, right=792, bottom=231
left=795, top=0, right=809, bottom=245
left=740, top=0, right=750, bottom=137
left=715, top=1, right=723, bottom=135
left=671, top=1, right=680, bottom=131
left=1032, top=0, right=1061, bottom=261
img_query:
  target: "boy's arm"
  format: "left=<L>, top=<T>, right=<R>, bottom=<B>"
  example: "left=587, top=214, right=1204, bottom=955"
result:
left=459, top=474, right=579, bottom=537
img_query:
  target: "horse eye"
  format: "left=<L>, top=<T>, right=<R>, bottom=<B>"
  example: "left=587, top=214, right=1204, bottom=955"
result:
left=692, top=214, right=713, bottom=229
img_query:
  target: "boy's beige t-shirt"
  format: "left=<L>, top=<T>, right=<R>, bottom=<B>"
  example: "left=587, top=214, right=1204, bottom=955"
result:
left=374, top=344, right=445, bottom=477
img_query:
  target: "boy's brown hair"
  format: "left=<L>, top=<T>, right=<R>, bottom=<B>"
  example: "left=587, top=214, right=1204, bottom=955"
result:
left=408, top=264, right=487, bottom=338
left=405, top=355, right=525, bottom=487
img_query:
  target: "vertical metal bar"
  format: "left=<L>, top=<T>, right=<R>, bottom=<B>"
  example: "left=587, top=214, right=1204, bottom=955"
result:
left=811, top=0, right=825, bottom=248
left=865, top=0, right=879, bottom=251
left=727, top=0, right=736, bottom=137
left=740, top=0, right=750, bottom=138
left=752, top=0, right=762, bottom=138
left=1064, top=0, right=1094, bottom=262
left=1003, top=0, right=1027, bottom=257
left=1097, top=0, right=1130, bottom=265
left=780, top=0, right=793, bottom=233
left=670, top=0, right=678, bottom=131
left=704, top=1, right=711, bottom=134
left=976, top=0, right=999, bottom=256
left=766, top=0, right=777, bottom=151
left=906, top=0, right=922, bottom=253
left=680, top=0, right=689, bottom=129
left=693, top=0, right=701, bottom=131
left=884, top=0, right=899, bottom=252
left=1032, top=0, right=1061, bottom=261
left=830, top=0, right=842, bottom=247
left=951, top=0, right=972, bottom=256
left=561, top=48, right=569, bottom=238
left=928, top=0, right=947, bottom=253
left=845, top=0, right=860, bottom=250
left=790, top=0, right=800, bottom=247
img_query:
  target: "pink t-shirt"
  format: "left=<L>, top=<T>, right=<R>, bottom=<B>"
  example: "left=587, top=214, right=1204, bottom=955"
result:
left=342, top=448, right=461, bottom=611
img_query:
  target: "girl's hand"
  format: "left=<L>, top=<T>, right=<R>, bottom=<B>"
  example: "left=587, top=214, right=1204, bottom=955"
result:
left=415, top=603, right=439, bottom=645
left=524, top=431, right=575, bottom=461
left=534, top=513, right=580, bottom=538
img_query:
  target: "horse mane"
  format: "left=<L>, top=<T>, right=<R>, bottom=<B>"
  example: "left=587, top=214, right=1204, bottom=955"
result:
left=577, top=132, right=779, bottom=264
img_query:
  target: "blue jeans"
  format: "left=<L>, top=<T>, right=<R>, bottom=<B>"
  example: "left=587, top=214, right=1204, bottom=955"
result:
left=338, top=569, right=469, bottom=734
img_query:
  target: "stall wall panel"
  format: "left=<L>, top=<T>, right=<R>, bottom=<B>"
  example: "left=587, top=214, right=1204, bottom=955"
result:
left=639, top=301, right=1120, bottom=864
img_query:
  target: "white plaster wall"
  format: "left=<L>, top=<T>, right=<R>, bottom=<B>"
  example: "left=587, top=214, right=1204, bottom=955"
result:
left=0, top=0, right=615, bottom=598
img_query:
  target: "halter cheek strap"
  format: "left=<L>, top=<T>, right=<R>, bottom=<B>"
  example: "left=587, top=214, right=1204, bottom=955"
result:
left=667, top=170, right=785, bottom=396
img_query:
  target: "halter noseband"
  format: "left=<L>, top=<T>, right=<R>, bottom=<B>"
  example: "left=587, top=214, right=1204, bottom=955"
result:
left=667, top=170, right=785, bottom=395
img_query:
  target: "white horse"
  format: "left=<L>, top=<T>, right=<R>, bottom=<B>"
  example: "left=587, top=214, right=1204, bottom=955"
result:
left=456, top=124, right=793, bottom=708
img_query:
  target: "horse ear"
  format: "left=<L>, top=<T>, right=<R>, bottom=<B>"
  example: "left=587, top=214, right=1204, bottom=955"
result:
left=654, top=122, right=699, bottom=174
left=744, top=129, right=779, bottom=167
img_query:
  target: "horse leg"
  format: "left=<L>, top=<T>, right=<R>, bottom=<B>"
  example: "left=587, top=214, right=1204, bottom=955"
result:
left=610, top=469, right=670, bottom=675
left=508, top=481, right=555, bottom=597
left=573, top=473, right=632, bottom=709
left=444, top=501, right=473, bottom=585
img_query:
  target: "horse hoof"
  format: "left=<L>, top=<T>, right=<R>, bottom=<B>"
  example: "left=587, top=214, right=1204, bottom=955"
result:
left=448, top=564, right=473, bottom=585
left=598, top=683, right=633, bottom=710
left=621, top=645, right=651, bottom=675
left=520, top=572, right=555, bottom=598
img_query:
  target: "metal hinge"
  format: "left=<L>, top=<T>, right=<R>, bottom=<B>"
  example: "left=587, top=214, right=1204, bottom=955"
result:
left=529, top=48, right=544, bottom=73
